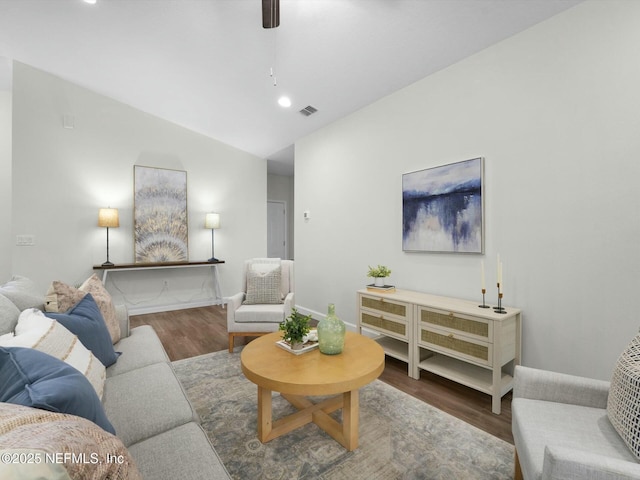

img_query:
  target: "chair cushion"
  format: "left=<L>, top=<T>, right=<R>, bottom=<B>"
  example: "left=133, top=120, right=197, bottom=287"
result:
left=243, top=266, right=283, bottom=305
left=235, top=304, right=287, bottom=324
left=0, top=308, right=106, bottom=399
left=45, top=294, right=120, bottom=368
left=608, top=333, right=640, bottom=460
left=0, top=346, right=115, bottom=434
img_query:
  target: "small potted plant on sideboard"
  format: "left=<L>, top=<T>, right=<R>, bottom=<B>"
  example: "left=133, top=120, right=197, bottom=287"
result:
left=367, top=265, right=392, bottom=287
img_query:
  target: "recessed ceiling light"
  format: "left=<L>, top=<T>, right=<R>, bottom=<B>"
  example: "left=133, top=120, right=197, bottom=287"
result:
left=278, top=96, right=292, bottom=108
left=84, top=0, right=97, bottom=4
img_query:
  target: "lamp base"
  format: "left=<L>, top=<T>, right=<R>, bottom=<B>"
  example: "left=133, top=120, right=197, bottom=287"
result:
left=207, top=257, right=219, bottom=263
left=102, top=261, right=115, bottom=267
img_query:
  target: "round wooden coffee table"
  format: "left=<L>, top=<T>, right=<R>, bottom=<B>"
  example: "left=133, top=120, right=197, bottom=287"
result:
left=241, top=331, right=385, bottom=451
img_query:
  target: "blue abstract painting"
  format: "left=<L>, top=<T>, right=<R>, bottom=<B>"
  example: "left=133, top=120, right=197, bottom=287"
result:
left=402, top=157, right=484, bottom=253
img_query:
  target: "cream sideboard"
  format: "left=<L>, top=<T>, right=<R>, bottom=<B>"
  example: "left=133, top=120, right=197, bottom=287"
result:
left=357, top=288, right=521, bottom=414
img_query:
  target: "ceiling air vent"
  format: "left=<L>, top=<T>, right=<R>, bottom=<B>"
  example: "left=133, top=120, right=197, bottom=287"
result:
left=299, top=105, right=318, bottom=117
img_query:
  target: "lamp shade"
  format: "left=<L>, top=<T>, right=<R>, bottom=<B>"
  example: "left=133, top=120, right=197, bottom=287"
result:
left=205, top=213, right=220, bottom=229
left=98, top=208, right=119, bottom=228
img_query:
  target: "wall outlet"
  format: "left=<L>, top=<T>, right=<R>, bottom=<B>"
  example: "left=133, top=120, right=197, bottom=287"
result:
left=16, top=234, right=35, bottom=246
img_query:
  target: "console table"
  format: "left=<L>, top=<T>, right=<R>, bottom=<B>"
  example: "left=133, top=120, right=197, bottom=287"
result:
left=93, top=260, right=225, bottom=310
left=357, top=288, right=521, bottom=414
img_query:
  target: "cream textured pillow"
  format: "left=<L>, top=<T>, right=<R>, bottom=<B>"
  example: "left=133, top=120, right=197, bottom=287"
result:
left=607, top=333, right=640, bottom=460
left=0, top=403, right=142, bottom=480
left=0, top=308, right=106, bottom=399
left=80, top=275, right=120, bottom=344
left=243, top=267, right=283, bottom=305
left=44, top=275, right=120, bottom=344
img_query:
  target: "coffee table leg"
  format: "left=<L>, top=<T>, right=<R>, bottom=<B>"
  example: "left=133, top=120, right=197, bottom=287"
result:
left=257, top=386, right=272, bottom=442
left=342, top=389, right=359, bottom=451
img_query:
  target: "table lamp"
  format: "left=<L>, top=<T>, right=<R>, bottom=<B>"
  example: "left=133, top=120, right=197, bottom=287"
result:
left=205, top=213, right=221, bottom=262
left=98, top=208, right=119, bottom=266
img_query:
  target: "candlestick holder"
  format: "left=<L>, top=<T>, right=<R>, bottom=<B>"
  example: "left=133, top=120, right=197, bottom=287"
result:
left=494, top=291, right=507, bottom=314
left=478, top=288, right=490, bottom=308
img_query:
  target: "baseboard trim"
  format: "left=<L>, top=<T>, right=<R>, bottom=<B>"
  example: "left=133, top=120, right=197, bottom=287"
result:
left=128, top=298, right=226, bottom=316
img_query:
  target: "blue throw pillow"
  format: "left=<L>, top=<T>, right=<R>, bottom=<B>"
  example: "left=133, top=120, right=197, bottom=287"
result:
left=45, top=294, right=119, bottom=367
left=0, top=346, right=115, bottom=434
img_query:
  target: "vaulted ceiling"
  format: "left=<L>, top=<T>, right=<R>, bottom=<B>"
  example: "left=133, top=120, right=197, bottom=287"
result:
left=0, top=0, right=581, bottom=175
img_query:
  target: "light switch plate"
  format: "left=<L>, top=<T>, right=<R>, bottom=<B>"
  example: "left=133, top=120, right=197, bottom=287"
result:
left=16, top=234, right=35, bottom=246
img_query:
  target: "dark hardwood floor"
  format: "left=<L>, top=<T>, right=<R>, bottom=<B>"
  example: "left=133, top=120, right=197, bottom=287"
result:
left=130, top=305, right=513, bottom=444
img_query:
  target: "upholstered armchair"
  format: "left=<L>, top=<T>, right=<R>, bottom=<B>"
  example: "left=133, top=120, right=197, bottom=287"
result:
left=512, top=360, right=640, bottom=479
left=227, top=259, right=294, bottom=352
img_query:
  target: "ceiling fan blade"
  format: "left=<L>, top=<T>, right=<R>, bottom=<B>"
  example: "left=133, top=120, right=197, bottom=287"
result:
left=262, top=0, right=280, bottom=29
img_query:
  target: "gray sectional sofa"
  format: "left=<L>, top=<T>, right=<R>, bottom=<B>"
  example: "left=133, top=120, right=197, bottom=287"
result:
left=0, top=279, right=231, bottom=480
left=103, top=306, right=231, bottom=479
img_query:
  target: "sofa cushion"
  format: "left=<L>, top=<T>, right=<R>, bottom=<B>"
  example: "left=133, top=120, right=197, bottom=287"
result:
left=45, top=294, right=119, bottom=368
left=107, top=325, right=168, bottom=378
left=0, top=308, right=106, bottom=399
left=0, top=293, right=20, bottom=336
left=608, top=333, right=640, bottom=460
left=0, top=275, right=44, bottom=310
left=0, top=402, right=140, bottom=480
left=103, top=362, right=197, bottom=446
left=512, top=397, right=636, bottom=480
left=128, top=422, right=231, bottom=480
left=45, top=275, right=120, bottom=344
left=0, top=346, right=114, bottom=434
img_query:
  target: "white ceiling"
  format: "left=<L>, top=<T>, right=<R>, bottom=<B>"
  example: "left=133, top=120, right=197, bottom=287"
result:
left=0, top=0, right=581, bottom=176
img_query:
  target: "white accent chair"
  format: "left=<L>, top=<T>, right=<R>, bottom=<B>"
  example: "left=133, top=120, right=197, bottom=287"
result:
left=227, top=259, right=294, bottom=352
left=512, top=364, right=640, bottom=480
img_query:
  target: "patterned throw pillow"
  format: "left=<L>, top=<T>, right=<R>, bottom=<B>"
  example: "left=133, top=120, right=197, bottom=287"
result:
left=44, top=275, right=120, bottom=344
left=0, top=308, right=106, bottom=399
left=243, top=267, right=283, bottom=305
left=0, top=403, right=141, bottom=480
left=44, top=281, right=86, bottom=314
left=607, top=333, right=640, bottom=460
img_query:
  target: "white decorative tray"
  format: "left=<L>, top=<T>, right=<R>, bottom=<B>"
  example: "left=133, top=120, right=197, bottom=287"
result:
left=276, top=339, right=319, bottom=355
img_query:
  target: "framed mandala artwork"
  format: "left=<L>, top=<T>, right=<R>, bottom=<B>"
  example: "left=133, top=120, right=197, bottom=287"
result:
left=134, top=165, right=188, bottom=263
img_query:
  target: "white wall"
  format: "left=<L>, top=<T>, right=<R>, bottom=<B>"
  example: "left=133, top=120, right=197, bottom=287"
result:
left=267, top=173, right=294, bottom=260
left=11, top=62, right=267, bottom=310
left=294, top=1, right=640, bottom=380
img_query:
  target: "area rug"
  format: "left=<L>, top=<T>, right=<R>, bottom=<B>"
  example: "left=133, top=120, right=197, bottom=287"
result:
left=173, top=350, right=514, bottom=480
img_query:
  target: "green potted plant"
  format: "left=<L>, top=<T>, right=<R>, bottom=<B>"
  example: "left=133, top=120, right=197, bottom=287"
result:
left=279, top=308, right=311, bottom=350
left=367, top=265, right=392, bottom=287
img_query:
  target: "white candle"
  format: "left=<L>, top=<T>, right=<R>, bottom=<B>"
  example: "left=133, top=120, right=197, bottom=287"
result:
left=481, top=260, right=486, bottom=290
left=499, top=262, right=504, bottom=293
left=497, top=254, right=501, bottom=284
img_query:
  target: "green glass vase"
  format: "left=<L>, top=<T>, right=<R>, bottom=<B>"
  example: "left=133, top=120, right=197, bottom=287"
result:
left=317, top=303, right=345, bottom=355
